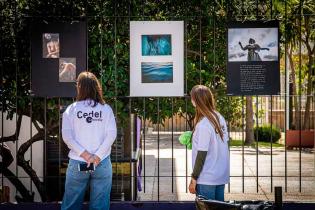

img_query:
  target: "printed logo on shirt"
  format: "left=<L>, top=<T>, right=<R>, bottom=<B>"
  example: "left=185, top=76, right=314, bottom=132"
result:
left=77, top=111, right=103, bottom=123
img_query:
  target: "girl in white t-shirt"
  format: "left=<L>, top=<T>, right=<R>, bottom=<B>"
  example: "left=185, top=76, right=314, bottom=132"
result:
left=188, top=85, right=230, bottom=201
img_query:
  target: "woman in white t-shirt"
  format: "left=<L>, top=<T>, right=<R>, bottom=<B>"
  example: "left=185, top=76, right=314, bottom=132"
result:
left=61, top=71, right=117, bottom=210
left=188, top=85, right=230, bottom=201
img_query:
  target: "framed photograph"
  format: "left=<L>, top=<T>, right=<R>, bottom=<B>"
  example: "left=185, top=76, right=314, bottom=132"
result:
left=142, top=35, right=172, bottom=56
left=227, top=21, right=280, bottom=95
left=141, top=62, right=173, bottom=83
left=31, top=21, right=87, bottom=97
left=42, top=33, right=60, bottom=58
left=130, top=21, right=184, bottom=97
left=228, top=28, right=278, bottom=62
left=59, top=58, right=76, bottom=82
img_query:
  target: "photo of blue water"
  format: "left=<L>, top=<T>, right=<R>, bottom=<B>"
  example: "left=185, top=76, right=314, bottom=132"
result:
left=142, top=35, right=172, bottom=56
left=141, top=62, right=173, bottom=83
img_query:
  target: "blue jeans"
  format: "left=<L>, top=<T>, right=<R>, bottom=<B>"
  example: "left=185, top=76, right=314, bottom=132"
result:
left=61, top=157, right=112, bottom=210
left=196, top=184, right=225, bottom=201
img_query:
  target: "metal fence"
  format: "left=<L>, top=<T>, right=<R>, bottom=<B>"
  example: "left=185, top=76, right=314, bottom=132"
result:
left=1, top=0, right=314, bottom=203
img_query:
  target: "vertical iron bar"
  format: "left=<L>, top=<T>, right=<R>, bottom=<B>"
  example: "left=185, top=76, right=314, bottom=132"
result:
left=143, top=98, right=146, bottom=193
left=165, top=99, right=167, bottom=133
left=129, top=98, right=132, bottom=200
left=184, top=19, right=188, bottom=96
left=242, top=96, right=245, bottom=193
left=58, top=98, right=61, bottom=198
left=29, top=17, right=33, bottom=195
left=199, top=10, right=202, bottom=84
left=0, top=105, right=2, bottom=189
left=185, top=97, right=188, bottom=193
left=284, top=0, right=288, bottom=193
left=225, top=2, right=230, bottom=193
left=178, top=104, right=181, bottom=132
left=171, top=98, right=174, bottom=193
left=14, top=2, right=18, bottom=197
left=44, top=97, right=47, bottom=201
left=271, top=96, right=273, bottom=192
left=228, top=98, right=231, bottom=193
left=100, top=16, right=103, bottom=92
left=255, top=0, right=259, bottom=194
left=256, top=96, right=259, bottom=193
left=114, top=9, right=119, bottom=194
left=86, top=15, right=89, bottom=71
left=157, top=98, right=160, bottom=201
left=298, top=0, right=302, bottom=193
left=184, top=16, right=188, bottom=195
left=0, top=13, right=4, bottom=195
left=270, top=0, right=273, bottom=193
left=239, top=0, right=248, bottom=195
left=175, top=105, right=178, bottom=132
left=213, top=2, right=216, bottom=72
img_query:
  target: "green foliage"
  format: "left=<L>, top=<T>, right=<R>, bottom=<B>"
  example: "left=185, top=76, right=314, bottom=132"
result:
left=3, top=0, right=295, bottom=130
left=254, top=124, right=281, bottom=143
left=229, top=139, right=283, bottom=147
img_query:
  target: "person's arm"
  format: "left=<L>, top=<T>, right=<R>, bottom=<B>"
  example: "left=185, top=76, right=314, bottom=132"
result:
left=59, top=63, right=76, bottom=78
left=46, top=41, right=59, bottom=57
left=260, top=47, right=269, bottom=51
left=94, top=106, right=117, bottom=160
left=189, top=124, right=213, bottom=194
left=62, top=107, right=86, bottom=157
left=254, top=44, right=269, bottom=51
left=191, top=151, right=207, bottom=180
left=191, top=124, right=214, bottom=179
left=239, top=42, right=247, bottom=50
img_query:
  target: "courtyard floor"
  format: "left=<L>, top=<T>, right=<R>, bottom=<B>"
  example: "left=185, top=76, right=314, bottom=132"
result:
left=138, top=133, right=315, bottom=202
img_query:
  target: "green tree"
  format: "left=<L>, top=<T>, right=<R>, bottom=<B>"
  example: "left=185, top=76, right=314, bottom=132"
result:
left=0, top=0, right=255, bottom=202
left=275, top=0, right=315, bottom=130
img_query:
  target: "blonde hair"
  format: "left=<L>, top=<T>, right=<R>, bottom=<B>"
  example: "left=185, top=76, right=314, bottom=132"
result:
left=190, top=85, right=224, bottom=140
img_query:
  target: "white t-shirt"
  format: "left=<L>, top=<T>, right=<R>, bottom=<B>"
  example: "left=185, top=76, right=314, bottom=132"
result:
left=192, top=113, right=230, bottom=185
left=62, top=100, right=117, bottom=162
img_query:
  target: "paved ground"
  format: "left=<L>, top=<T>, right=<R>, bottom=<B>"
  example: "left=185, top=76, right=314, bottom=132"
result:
left=138, top=133, right=315, bottom=202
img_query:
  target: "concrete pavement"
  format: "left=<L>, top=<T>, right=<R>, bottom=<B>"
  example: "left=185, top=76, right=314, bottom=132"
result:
left=138, top=134, right=315, bottom=202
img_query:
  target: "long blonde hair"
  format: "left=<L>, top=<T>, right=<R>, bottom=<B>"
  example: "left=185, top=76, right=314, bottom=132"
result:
left=190, top=85, right=224, bottom=140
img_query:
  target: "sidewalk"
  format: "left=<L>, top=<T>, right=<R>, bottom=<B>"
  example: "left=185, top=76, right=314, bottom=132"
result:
left=138, top=134, right=315, bottom=202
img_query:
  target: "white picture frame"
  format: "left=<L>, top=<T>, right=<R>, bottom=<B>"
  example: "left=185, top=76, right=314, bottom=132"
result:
left=130, top=21, right=184, bottom=97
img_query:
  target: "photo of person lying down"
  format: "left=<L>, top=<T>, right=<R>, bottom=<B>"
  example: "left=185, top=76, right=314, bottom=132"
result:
left=59, top=58, right=76, bottom=82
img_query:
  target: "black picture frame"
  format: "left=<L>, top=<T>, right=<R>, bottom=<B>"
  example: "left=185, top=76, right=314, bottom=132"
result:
left=226, top=20, right=280, bottom=96
left=31, top=20, right=87, bottom=97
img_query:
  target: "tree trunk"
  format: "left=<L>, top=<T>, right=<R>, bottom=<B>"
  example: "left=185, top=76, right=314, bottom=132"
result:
left=301, top=16, right=314, bottom=130
left=303, top=54, right=314, bottom=130
left=0, top=144, right=34, bottom=202
left=245, top=96, right=254, bottom=145
left=288, top=46, right=300, bottom=130
left=17, top=131, right=46, bottom=201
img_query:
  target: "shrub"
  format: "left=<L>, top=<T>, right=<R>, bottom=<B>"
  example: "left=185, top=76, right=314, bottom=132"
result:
left=254, top=125, right=281, bottom=143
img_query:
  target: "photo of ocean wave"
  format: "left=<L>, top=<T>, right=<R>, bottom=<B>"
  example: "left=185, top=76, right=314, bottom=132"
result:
left=142, top=35, right=172, bottom=56
left=141, top=62, right=173, bottom=83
